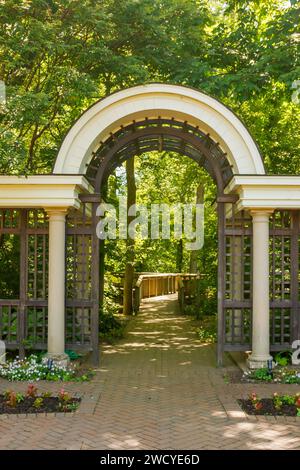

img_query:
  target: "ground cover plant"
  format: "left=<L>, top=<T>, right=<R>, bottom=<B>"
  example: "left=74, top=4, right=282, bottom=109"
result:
left=0, top=355, right=94, bottom=382
left=243, top=367, right=300, bottom=384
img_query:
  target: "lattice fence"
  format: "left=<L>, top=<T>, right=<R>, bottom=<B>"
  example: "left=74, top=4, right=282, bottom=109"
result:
left=66, top=202, right=93, bottom=350
left=0, top=209, right=48, bottom=355
left=1, top=205, right=299, bottom=360
left=0, top=205, right=96, bottom=357
left=223, top=208, right=300, bottom=352
left=222, top=205, right=252, bottom=350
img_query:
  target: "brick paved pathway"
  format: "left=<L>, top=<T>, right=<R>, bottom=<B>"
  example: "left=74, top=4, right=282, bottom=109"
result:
left=1, top=294, right=300, bottom=450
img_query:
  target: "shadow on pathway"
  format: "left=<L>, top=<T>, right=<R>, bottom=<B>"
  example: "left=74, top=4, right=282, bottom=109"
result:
left=1, top=294, right=300, bottom=450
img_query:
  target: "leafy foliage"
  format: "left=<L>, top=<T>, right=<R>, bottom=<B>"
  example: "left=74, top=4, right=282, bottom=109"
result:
left=195, top=318, right=217, bottom=344
left=274, top=350, right=292, bottom=366
left=0, top=0, right=298, bottom=174
left=99, top=310, right=127, bottom=343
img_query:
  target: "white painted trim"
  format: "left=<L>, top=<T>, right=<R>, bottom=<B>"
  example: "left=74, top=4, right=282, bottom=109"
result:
left=53, top=84, right=264, bottom=176
left=0, top=175, right=93, bottom=209
left=0, top=175, right=93, bottom=189
left=225, top=175, right=300, bottom=191
left=225, top=175, right=300, bottom=211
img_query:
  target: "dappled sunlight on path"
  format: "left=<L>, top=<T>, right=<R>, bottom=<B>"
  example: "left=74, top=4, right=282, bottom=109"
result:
left=101, top=294, right=216, bottom=373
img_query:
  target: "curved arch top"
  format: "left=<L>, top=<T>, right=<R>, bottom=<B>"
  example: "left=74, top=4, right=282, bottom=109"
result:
left=53, top=83, right=265, bottom=176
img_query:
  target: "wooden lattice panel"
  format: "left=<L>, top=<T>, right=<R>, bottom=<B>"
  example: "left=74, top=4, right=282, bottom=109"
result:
left=224, top=308, right=251, bottom=346
left=270, top=308, right=291, bottom=346
left=27, top=234, right=48, bottom=300
left=66, top=234, right=92, bottom=301
left=223, top=206, right=253, bottom=348
left=25, top=306, right=48, bottom=347
left=66, top=306, right=92, bottom=347
left=270, top=211, right=291, bottom=302
left=0, top=209, right=20, bottom=230
left=0, top=304, right=19, bottom=346
left=66, top=201, right=94, bottom=350
left=222, top=208, right=300, bottom=352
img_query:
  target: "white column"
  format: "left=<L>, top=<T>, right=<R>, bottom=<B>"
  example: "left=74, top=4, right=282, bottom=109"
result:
left=46, top=208, right=69, bottom=365
left=248, top=210, right=273, bottom=369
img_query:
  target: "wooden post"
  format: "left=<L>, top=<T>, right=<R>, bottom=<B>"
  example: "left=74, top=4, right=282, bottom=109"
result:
left=123, top=156, right=136, bottom=314
left=91, top=201, right=100, bottom=365
left=19, top=209, right=27, bottom=360
left=217, top=202, right=225, bottom=367
left=291, top=212, right=299, bottom=341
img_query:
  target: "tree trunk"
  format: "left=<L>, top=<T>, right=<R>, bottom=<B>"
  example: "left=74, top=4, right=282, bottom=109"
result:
left=123, top=262, right=135, bottom=315
left=176, top=239, right=183, bottom=273
left=189, top=184, right=204, bottom=273
left=123, top=157, right=136, bottom=315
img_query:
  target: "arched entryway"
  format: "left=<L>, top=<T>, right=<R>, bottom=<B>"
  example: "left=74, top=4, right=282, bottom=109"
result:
left=1, top=84, right=300, bottom=369
left=54, top=84, right=266, bottom=367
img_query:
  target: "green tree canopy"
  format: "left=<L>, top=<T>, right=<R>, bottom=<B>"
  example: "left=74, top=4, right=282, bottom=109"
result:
left=0, top=0, right=298, bottom=173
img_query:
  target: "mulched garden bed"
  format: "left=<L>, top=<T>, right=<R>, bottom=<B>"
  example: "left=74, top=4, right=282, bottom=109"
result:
left=0, top=395, right=81, bottom=414
left=238, top=398, right=299, bottom=416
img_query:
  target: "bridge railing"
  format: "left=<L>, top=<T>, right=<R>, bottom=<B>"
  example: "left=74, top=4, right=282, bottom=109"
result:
left=111, top=271, right=207, bottom=315
left=133, top=273, right=180, bottom=313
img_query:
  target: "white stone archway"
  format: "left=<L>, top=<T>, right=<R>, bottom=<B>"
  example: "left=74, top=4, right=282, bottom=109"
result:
left=54, top=84, right=265, bottom=177
left=52, top=84, right=269, bottom=368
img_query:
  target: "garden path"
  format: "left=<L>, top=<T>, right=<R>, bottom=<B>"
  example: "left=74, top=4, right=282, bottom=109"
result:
left=1, top=294, right=300, bottom=450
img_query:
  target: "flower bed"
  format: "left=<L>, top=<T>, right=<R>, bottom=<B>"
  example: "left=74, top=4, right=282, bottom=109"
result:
left=0, top=355, right=94, bottom=382
left=0, top=385, right=80, bottom=414
left=238, top=392, right=300, bottom=417
left=241, top=367, right=300, bottom=384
